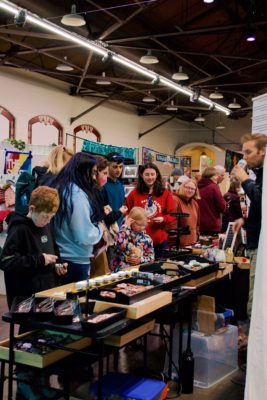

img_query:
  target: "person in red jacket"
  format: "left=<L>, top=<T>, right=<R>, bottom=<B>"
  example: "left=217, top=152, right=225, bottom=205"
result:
left=125, top=163, right=175, bottom=259
left=197, top=167, right=226, bottom=235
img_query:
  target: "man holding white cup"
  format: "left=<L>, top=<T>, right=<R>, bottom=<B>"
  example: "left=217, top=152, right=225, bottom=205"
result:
left=232, top=133, right=267, bottom=318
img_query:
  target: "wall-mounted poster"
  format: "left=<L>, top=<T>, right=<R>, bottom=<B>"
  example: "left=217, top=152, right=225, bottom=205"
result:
left=142, top=147, right=191, bottom=175
left=4, top=150, right=32, bottom=174
left=224, top=149, right=243, bottom=173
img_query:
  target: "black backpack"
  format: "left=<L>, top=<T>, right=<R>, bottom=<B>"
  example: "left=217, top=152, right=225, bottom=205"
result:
left=15, top=171, right=36, bottom=214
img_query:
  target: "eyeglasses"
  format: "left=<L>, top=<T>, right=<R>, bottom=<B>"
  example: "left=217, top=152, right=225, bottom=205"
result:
left=147, top=194, right=153, bottom=207
left=184, top=186, right=196, bottom=191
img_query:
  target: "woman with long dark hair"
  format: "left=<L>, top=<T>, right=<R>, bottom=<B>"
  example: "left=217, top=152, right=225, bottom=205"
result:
left=50, top=152, right=103, bottom=283
left=125, top=163, right=175, bottom=258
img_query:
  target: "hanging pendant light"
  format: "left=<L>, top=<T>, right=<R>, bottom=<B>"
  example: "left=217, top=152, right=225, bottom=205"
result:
left=142, top=91, right=156, bottom=102
left=61, top=4, right=86, bottom=27
left=194, top=113, right=205, bottom=122
left=166, top=100, right=178, bottom=111
left=172, top=66, right=189, bottom=81
left=209, top=88, right=224, bottom=99
left=228, top=98, right=241, bottom=109
left=56, top=56, right=74, bottom=71
left=96, top=72, right=111, bottom=85
left=140, top=50, right=159, bottom=64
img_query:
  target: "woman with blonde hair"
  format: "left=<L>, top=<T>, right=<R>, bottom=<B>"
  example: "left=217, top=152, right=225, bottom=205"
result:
left=33, top=145, right=74, bottom=186
left=168, top=178, right=200, bottom=248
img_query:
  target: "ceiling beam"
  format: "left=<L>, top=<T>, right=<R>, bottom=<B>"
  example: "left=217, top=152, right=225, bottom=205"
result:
left=138, top=116, right=176, bottom=139
left=106, top=20, right=267, bottom=44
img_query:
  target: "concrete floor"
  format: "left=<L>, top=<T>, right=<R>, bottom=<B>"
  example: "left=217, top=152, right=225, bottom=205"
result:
left=0, top=294, right=245, bottom=399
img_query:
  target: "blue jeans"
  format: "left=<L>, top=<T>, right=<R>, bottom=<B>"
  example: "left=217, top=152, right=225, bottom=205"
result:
left=60, top=261, right=90, bottom=284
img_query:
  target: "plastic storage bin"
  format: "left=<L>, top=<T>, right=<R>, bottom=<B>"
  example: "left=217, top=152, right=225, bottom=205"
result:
left=184, top=325, right=238, bottom=388
left=90, top=372, right=167, bottom=400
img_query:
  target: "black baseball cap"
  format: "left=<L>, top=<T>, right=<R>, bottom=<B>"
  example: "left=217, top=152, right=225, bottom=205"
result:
left=106, top=152, right=124, bottom=163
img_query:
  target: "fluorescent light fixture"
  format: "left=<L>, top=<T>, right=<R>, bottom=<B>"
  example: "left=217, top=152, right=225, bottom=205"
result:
left=61, top=4, right=86, bottom=27
left=172, top=66, right=189, bottom=81
left=0, top=0, right=232, bottom=117
left=166, top=100, right=178, bottom=111
left=198, top=95, right=213, bottom=107
left=203, top=0, right=214, bottom=3
left=159, top=77, right=192, bottom=96
left=194, top=113, right=205, bottom=122
left=216, top=123, right=225, bottom=129
left=96, top=72, right=111, bottom=85
left=228, top=98, right=241, bottom=109
left=140, top=50, right=159, bottom=64
left=112, top=54, right=156, bottom=80
left=209, top=89, right=224, bottom=99
left=56, top=56, right=74, bottom=71
left=214, top=103, right=230, bottom=115
left=142, top=91, right=155, bottom=102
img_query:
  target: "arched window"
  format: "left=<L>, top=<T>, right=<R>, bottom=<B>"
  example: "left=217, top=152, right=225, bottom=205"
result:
left=73, top=124, right=101, bottom=152
left=0, top=106, right=15, bottom=140
left=28, top=115, right=63, bottom=145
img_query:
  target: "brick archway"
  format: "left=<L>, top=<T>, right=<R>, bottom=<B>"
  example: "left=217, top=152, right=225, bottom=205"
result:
left=73, top=124, right=101, bottom=152
left=0, top=106, right=15, bottom=139
left=28, top=115, right=63, bottom=144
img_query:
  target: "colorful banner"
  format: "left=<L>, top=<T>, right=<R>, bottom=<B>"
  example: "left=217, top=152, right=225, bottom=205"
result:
left=82, top=139, right=137, bottom=163
left=142, top=147, right=191, bottom=175
left=4, top=150, right=32, bottom=174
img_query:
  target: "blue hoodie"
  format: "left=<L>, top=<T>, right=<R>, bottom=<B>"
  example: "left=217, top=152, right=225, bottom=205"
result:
left=103, top=177, right=125, bottom=225
left=54, top=184, right=103, bottom=264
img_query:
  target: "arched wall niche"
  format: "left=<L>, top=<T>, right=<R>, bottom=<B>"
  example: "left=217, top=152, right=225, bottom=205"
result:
left=0, top=106, right=15, bottom=140
left=28, top=115, right=63, bottom=145
left=73, top=124, right=101, bottom=153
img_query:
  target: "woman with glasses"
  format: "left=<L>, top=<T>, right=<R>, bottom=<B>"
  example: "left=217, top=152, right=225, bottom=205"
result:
left=168, top=179, right=200, bottom=248
left=125, top=163, right=175, bottom=259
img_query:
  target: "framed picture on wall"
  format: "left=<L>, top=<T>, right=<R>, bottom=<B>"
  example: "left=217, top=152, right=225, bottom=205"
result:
left=124, top=185, right=135, bottom=197
left=122, top=165, right=139, bottom=179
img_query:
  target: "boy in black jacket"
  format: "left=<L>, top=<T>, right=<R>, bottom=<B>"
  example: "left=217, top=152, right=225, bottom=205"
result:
left=0, top=186, right=67, bottom=308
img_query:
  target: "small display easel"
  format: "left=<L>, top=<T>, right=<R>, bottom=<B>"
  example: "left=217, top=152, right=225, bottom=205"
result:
left=167, top=212, right=190, bottom=250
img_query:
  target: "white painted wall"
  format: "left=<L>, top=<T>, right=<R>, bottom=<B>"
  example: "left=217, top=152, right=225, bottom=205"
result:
left=0, top=66, right=251, bottom=158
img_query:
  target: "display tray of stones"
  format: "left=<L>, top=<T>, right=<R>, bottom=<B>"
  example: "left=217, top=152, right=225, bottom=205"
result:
left=13, top=330, right=83, bottom=356
left=134, top=268, right=191, bottom=290
left=161, top=255, right=219, bottom=279
left=53, top=300, right=74, bottom=325
left=90, top=277, right=162, bottom=305
left=81, top=307, right=127, bottom=333
left=10, top=297, right=75, bottom=325
left=32, top=297, right=55, bottom=321
left=10, top=296, right=35, bottom=322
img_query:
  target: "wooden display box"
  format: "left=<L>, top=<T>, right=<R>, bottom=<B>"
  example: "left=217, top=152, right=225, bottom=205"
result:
left=35, top=283, right=78, bottom=299
left=234, top=257, right=251, bottom=270
left=0, top=330, right=91, bottom=368
left=182, top=272, right=217, bottom=287
left=104, top=319, right=155, bottom=347
left=93, top=291, right=172, bottom=319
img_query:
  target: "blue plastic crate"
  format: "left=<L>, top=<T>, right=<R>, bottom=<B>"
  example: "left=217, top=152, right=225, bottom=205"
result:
left=90, top=372, right=166, bottom=400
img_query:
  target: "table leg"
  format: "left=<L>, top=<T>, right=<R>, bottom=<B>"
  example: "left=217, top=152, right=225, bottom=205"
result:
left=168, top=322, right=174, bottom=379
left=0, top=361, right=6, bottom=400
left=8, top=322, right=15, bottom=400
left=98, top=340, right=104, bottom=400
